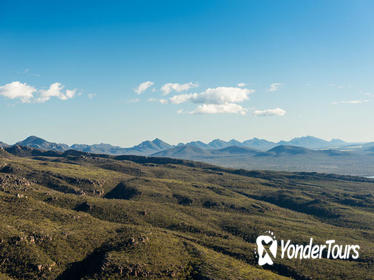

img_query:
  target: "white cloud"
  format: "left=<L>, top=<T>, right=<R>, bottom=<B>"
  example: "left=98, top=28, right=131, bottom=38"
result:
left=332, top=100, right=369, bottom=105
left=253, top=108, right=286, bottom=117
left=168, top=86, right=254, bottom=115
left=268, top=82, right=282, bottom=92
left=161, top=82, right=198, bottom=95
left=192, top=103, right=247, bottom=115
left=37, top=82, right=77, bottom=103
left=170, top=87, right=253, bottom=105
left=87, top=93, right=96, bottom=99
left=0, top=81, right=36, bottom=103
left=134, top=81, right=154, bottom=94
left=0, top=81, right=80, bottom=103
left=237, top=82, right=246, bottom=87
left=159, top=99, right=168, bottom=104
left=169, top=93, right=196, bottom=104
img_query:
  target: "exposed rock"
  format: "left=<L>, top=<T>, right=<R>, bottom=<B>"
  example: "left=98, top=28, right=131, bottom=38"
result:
left=173, top=194, right=193, bottom=206
left=104, top=182, right=141, bottom=200
left=0, top=174, right=31, bottom=193
left=74, top=201, right=92, bottom=212
left=0, top=164, right=18, bottom=173
left=138, top=210, right=147, bottom=216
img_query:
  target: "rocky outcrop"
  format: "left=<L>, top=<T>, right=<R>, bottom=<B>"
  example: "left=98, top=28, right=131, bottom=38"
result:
left=0, top=174, right=32, bottom=193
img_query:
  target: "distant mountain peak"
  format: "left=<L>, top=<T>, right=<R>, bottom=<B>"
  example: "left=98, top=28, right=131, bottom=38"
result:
left=208, top=139, right=229, bottom=149
left=152, top=138, right=170, bottom=147
left=228, top=139, right=242, bottom=145
left=16, top=136, right=69, bottom=152
left=19, top=135, right=47, bottom=144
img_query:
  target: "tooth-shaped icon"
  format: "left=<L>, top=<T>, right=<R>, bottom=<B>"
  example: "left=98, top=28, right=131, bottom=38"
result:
left=256, top=235, right=278, bottom=266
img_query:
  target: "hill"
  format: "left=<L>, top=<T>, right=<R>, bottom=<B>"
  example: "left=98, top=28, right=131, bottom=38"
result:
left=213, top=146, right=260, bottom=155
left=0, top=147, right=373, bottom=279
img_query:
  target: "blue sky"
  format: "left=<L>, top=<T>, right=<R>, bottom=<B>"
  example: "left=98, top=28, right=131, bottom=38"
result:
left=1, top=0, right=374, bottom=146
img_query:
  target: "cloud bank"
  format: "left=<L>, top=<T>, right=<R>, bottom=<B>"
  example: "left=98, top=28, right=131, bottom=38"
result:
left=169, top=86, right=254, bottom=115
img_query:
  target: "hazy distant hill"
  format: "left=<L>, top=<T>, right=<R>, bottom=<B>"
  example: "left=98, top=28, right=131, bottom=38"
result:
left=357, top=142, right=374, bottom=152
left=265, top=145, right=312, bottom=156
left=277, top=136, right=347, bottom=149
left=278, top=136, right=325, bottom=148
left=186, top=136, right=348, bottom=151
left=212, top=146, right=260, bottom=155
left=153, top=144, right=374, bottom=176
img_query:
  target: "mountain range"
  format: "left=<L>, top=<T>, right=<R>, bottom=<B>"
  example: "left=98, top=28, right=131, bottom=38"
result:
left=4, top=135, right=374, bottom=176
left=9, top=135, right=359, bottom=154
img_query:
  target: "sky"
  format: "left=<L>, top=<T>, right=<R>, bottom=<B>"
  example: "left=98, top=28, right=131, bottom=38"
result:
left=1, top=0, right=374, bottom=146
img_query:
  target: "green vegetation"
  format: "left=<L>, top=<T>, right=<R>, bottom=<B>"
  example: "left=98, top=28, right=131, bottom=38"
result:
left=0, top=148, right=373, bottom=279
